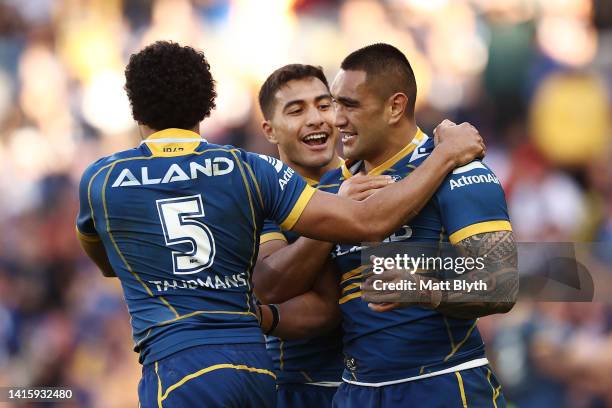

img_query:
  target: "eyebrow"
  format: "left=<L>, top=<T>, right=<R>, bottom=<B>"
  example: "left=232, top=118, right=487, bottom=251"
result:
left=282, top=94, right=331, bottom=111
left=334, top=96, right=359, bottom=106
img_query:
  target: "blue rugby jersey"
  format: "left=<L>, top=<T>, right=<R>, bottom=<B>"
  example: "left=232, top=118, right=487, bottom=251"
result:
left=76, top=128, right=315, bottom=365
left=317, top=128, right=512, bottom=385
left=260, top=176, right=344, bottom=385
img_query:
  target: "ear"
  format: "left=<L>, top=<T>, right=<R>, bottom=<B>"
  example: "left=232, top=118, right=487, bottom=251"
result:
left=388, top=93, right=408, bottom=125
left=261, top=120, right=279, bottom=144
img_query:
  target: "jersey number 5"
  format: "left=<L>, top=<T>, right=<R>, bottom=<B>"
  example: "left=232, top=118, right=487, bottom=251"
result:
left=156, top=194, right=215, bottom=274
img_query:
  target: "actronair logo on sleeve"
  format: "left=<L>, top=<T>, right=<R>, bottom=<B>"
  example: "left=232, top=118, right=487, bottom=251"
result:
left=449, top=162, right=500, bottom=190
left=258, top=154, right=284, bottom=173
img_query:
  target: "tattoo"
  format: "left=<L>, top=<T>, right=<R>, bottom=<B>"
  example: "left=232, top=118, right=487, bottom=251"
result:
left=435, top=230, right=518, bottom=319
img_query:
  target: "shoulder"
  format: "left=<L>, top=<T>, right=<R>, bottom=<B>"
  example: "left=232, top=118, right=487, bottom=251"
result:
left=443, top=161, right=502, bottom=192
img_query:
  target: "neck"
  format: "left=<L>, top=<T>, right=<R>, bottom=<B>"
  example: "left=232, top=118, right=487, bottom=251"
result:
left=279, top=151, right=342, bottom=183
left=138, top=124, right=200, bottom=139
left=363, top=120, right=418, bottom=174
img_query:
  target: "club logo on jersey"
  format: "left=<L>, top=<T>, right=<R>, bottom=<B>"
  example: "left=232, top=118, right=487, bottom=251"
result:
left=449, top=173, right=500, bottom=191
left=111, top=157, right=234, bottom=187
left=409, top=134, right=430, bottom=162
left=258, top=154, right=284, bottom=173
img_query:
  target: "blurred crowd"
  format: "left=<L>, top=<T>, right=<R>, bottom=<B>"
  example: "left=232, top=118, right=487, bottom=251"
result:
left=0, top=0, right=610, bottom=406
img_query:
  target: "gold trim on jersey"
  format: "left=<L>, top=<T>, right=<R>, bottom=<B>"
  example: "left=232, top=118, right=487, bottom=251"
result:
left=339, top=128, right=425, bottom=178
left=159, top=363, right=276, bottom=402
left=443, top=320, right=478, bottom=362
left=486, top=368, right=500, bottom=408
left=260, top=232, right=287, bottom=244
left=448, top=220, right=512, bottom=244
left=339, top=291, right=362, bottom=305
left=243, top=161, right=265, bottom=209
left=279, top=185, right=317, bottom=230
left=455, top=371, right=468, bottom=408
left=75, top=226, right=100, bottom=242
left=280, top=340, right=285, bottom=371
left=143, top=128, right=205, bottom=157
left=341, top=282, right=361, bottom=295
left=303, top=176, right=318, bottom=186
left=340, top=265, right=367, bottom=283
left=229, top=150, right=259, bottom=314
left=156, top=360, right=164, bottom=407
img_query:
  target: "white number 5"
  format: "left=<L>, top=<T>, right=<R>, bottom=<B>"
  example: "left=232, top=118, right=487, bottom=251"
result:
left=156, top=194, right=215, bottom=274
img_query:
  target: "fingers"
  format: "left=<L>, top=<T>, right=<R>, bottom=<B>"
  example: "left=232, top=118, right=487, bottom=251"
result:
left=367, top=302, right=402, bottom=312
left=340, top=175, right=394, bottom=200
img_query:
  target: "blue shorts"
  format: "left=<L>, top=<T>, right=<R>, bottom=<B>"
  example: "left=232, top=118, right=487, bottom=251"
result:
left=333, top=365, right=505, bottom=408
left=138, top=344, right=277, bottom=408
left=276, top=383, right=338, bottom=408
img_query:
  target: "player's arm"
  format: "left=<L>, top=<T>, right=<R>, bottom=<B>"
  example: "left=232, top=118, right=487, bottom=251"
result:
left=362, top=230, right=518, bottom=318
left=254, top=236, right=334, bottom=304
left=76, top=162, right=116, bottom=278
left=258, top=260, right=341, bottom=340
left=293, top=123, right=481, bottom=242
left=434, top=230, right=518, bottom=318
left=76, top=232, right=116, bottom=278
left=254, top=176, right=391, bottom=303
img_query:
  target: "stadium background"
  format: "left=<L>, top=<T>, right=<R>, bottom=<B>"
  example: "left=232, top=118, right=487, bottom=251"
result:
left=0, top=0, right=611, bottom=406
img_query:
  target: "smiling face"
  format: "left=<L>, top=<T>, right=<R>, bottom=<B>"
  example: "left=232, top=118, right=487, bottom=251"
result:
left=331, top=69, right=389, bottom=162
left=263, top=77, right=337, bottom=171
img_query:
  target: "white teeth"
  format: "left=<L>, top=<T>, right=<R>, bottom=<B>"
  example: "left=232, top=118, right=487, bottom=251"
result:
left=304, top=133, right=327, bottom=142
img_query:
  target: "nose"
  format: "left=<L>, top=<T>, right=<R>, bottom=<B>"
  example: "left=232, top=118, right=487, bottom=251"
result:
left=305, top=106, right=325, bottom=128
left=334, top=104, right=347, bottom=128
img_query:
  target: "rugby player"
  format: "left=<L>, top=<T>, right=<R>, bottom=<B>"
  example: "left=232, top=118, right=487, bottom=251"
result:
left=254, top=64, right=397, bottom=408
left=76, top=42, right=486, bottom=407
left=324, top=43, right=518, bottom=408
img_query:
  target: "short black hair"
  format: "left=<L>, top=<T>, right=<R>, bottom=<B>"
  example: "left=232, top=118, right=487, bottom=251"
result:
left=124, top=41, right=217, bottom=130
left=259, top=64, right=329, bottom=120
left=341, top=43, right=417, bottom=117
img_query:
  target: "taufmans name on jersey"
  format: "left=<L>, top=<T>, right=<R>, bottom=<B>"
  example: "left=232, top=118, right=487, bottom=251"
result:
left=149, top=272, right=248, bottom=292
left=449, top=173, right=499, bottom=190
left=112, top=157, right=234, bottom=187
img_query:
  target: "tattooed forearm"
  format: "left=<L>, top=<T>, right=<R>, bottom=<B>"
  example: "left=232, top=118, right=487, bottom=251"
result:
left=434, top=230, right=518, bottom=319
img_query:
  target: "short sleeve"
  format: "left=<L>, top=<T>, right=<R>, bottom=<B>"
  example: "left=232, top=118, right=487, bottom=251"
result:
left=260, top=220, right=288, bottom=244
left=436, top=161, right=512, bottom=244
left=246, top=153, right=316, bottom=230
left=76, top=163, right=101, bottom=242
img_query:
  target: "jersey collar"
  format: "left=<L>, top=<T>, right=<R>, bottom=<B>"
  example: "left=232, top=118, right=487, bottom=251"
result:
left=340, top=128, right=425, bottom=178
left=141, top=128, right=207, bottom=157
left=303, top=156, right=344, bottom=186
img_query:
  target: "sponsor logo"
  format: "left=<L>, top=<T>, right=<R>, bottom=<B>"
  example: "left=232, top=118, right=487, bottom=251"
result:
left=278, top=167, right=295, bottom=191
left=112, top=157, right=234, bottom=187
left=449, top=173, right=499, bottom=190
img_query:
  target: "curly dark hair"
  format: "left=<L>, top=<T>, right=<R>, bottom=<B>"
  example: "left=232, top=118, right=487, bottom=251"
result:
left=124, top=41, right=217, bottom=130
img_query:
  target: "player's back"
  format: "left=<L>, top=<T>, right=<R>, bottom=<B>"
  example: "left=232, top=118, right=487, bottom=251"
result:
left=77, top=129, right=313, bottom=365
